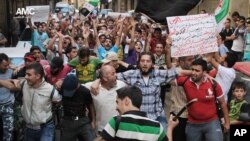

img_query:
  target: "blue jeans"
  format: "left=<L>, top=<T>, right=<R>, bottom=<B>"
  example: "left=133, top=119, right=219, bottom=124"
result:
left=156, top=114, right=167, bottom=131
left=24, top=120, right=55, bottom=141
left=186, top=119, right=223, bottom=141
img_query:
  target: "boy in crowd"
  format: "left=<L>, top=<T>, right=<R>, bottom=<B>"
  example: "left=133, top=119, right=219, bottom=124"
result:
left=229, top=81, right=248, bottom=125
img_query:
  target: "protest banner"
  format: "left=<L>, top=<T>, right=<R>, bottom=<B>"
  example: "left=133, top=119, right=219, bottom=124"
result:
left=107, top=12, right=131, bottom=19
left=26, top=5, right=50, bottom=23
left=167, top=14, right=218, bottom=57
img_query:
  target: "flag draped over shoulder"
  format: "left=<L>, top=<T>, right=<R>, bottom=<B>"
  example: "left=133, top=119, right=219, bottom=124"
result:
left=215, top=0, right=230, bottom=32
left=135, top=0, right=201, bottom=24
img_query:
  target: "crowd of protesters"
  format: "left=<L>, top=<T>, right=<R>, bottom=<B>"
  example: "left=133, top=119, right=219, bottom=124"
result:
left=0, top=8, right=250, bottom=141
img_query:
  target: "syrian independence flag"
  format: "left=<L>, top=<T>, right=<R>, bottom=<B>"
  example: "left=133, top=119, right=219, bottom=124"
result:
left=135, top=0, right=201, bottom=24
left=215, top=0, right=230, bottom=32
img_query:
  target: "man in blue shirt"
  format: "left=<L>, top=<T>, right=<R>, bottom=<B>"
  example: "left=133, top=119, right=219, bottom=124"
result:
left=92, top=18, right=123, bottom=60
left=117, top=52, right=176, bottom=129
left=29, top=18, right=48, bottom=57
left=0, top=53, right=15, bottom=141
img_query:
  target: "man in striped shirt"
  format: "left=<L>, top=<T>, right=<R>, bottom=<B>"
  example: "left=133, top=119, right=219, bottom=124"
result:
left=97, top=86, right=167, bottom=141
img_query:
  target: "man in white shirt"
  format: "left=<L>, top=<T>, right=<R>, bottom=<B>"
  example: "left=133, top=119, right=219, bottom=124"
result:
left=207, top=52, right=238, bottom=102
left=84, top=64, right=127, bottom=132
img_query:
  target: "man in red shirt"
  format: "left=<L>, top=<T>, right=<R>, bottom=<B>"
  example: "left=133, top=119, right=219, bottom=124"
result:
left=177, top=58, right=230, bottom=141
left=45, top=57, right=72, bottom=89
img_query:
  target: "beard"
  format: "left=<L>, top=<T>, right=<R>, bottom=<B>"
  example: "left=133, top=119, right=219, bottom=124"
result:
left=140, top=67, right=153, bottom=76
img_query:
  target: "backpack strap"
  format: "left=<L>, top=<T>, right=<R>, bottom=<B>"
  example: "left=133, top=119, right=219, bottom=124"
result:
left=21, top=80, right=25, bottom=90
left=50, top=86, right=56, bottom=100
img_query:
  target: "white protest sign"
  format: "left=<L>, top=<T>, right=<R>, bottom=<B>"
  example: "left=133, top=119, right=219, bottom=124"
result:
left=107, top=12, right=131, bottom=19
left=167, top=14, right=218, bottom=57
left=1, top=47, right=30, bottom=58
left=26, top=5, right=50, bottom=23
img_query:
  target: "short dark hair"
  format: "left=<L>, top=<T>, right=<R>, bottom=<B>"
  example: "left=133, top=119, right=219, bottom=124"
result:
left=50, top=57, right=63, bottom=69
left=30, top=46, right=41, bottom=53
left=226, top=18, right=231, bottom=23
left=239, top=16, right=246, bottom=23
left=225, top=52, right=237, bottom=68
left=65, top=46, right=77, bottom=55
left=116, top=86, right=142, bottom=108
left=191, top=58, right=207, bottom=71
left=232, top=11, right=240, bottom=17
left=78, top=47, right=90, bottom=58
left=138, top=52, right=155, bottom=64
left=135, top=28, right=142, bottom=34
left=219, top=32, right=226, bottom=41
left=154, top=27, right=162, bottom=33
left=232, top=81, right=246, bottom=92
left=26, top=62, right=44, bottom=78
left=0, top=53, right=9, bottom=63
left=74, top=35, right=83, bottom=41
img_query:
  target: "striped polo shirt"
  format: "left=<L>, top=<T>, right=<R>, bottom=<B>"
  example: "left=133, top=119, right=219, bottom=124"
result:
left=101, top=111, right=167, bottom=141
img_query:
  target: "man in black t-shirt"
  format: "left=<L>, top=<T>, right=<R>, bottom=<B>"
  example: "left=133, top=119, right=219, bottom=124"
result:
left=60, top=74, right=95, bottom=141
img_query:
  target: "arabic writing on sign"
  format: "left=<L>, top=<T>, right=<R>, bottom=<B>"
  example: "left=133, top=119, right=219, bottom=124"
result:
left=167, top=14, right=218, bottom=57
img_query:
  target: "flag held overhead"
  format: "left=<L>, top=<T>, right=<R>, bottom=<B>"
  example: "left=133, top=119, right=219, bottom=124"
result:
left=135, top=0, right=201, bottom=24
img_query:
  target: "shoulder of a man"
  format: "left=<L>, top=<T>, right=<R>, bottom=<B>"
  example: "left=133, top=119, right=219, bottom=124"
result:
left=39, top=82, right=61, bottom=102
left=101, top=116, right=117, bottom=140
left=68, top=57, right=79, bottom=67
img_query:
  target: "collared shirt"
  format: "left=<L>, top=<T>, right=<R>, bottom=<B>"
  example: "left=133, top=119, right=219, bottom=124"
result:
left=177, top=76, right=223, bottom=123
left=117, top=68, right=177, bottom=120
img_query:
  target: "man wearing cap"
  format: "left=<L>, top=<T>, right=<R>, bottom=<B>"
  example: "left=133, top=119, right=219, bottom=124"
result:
left=60, top=74, right=95, bottom=141
left=0, top=62, right=62, bottom=141
left=13, top=52, right=36, bottom=79
left=84, top=64, right=127, bottom=133
left=102, top=52, right=136, bottom=73
left=68, top=47, right=102, bottom=84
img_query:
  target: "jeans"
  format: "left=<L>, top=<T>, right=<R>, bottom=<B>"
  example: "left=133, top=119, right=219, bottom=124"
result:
left=0, top=103, right=14, bottom=141
left=24, top=120, right=55, bottom=141
left=186, top=119, right=223, bottom=141
left=156, top=113, right=167, bottom=131
left=60, top=117, right=95, bottom=141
